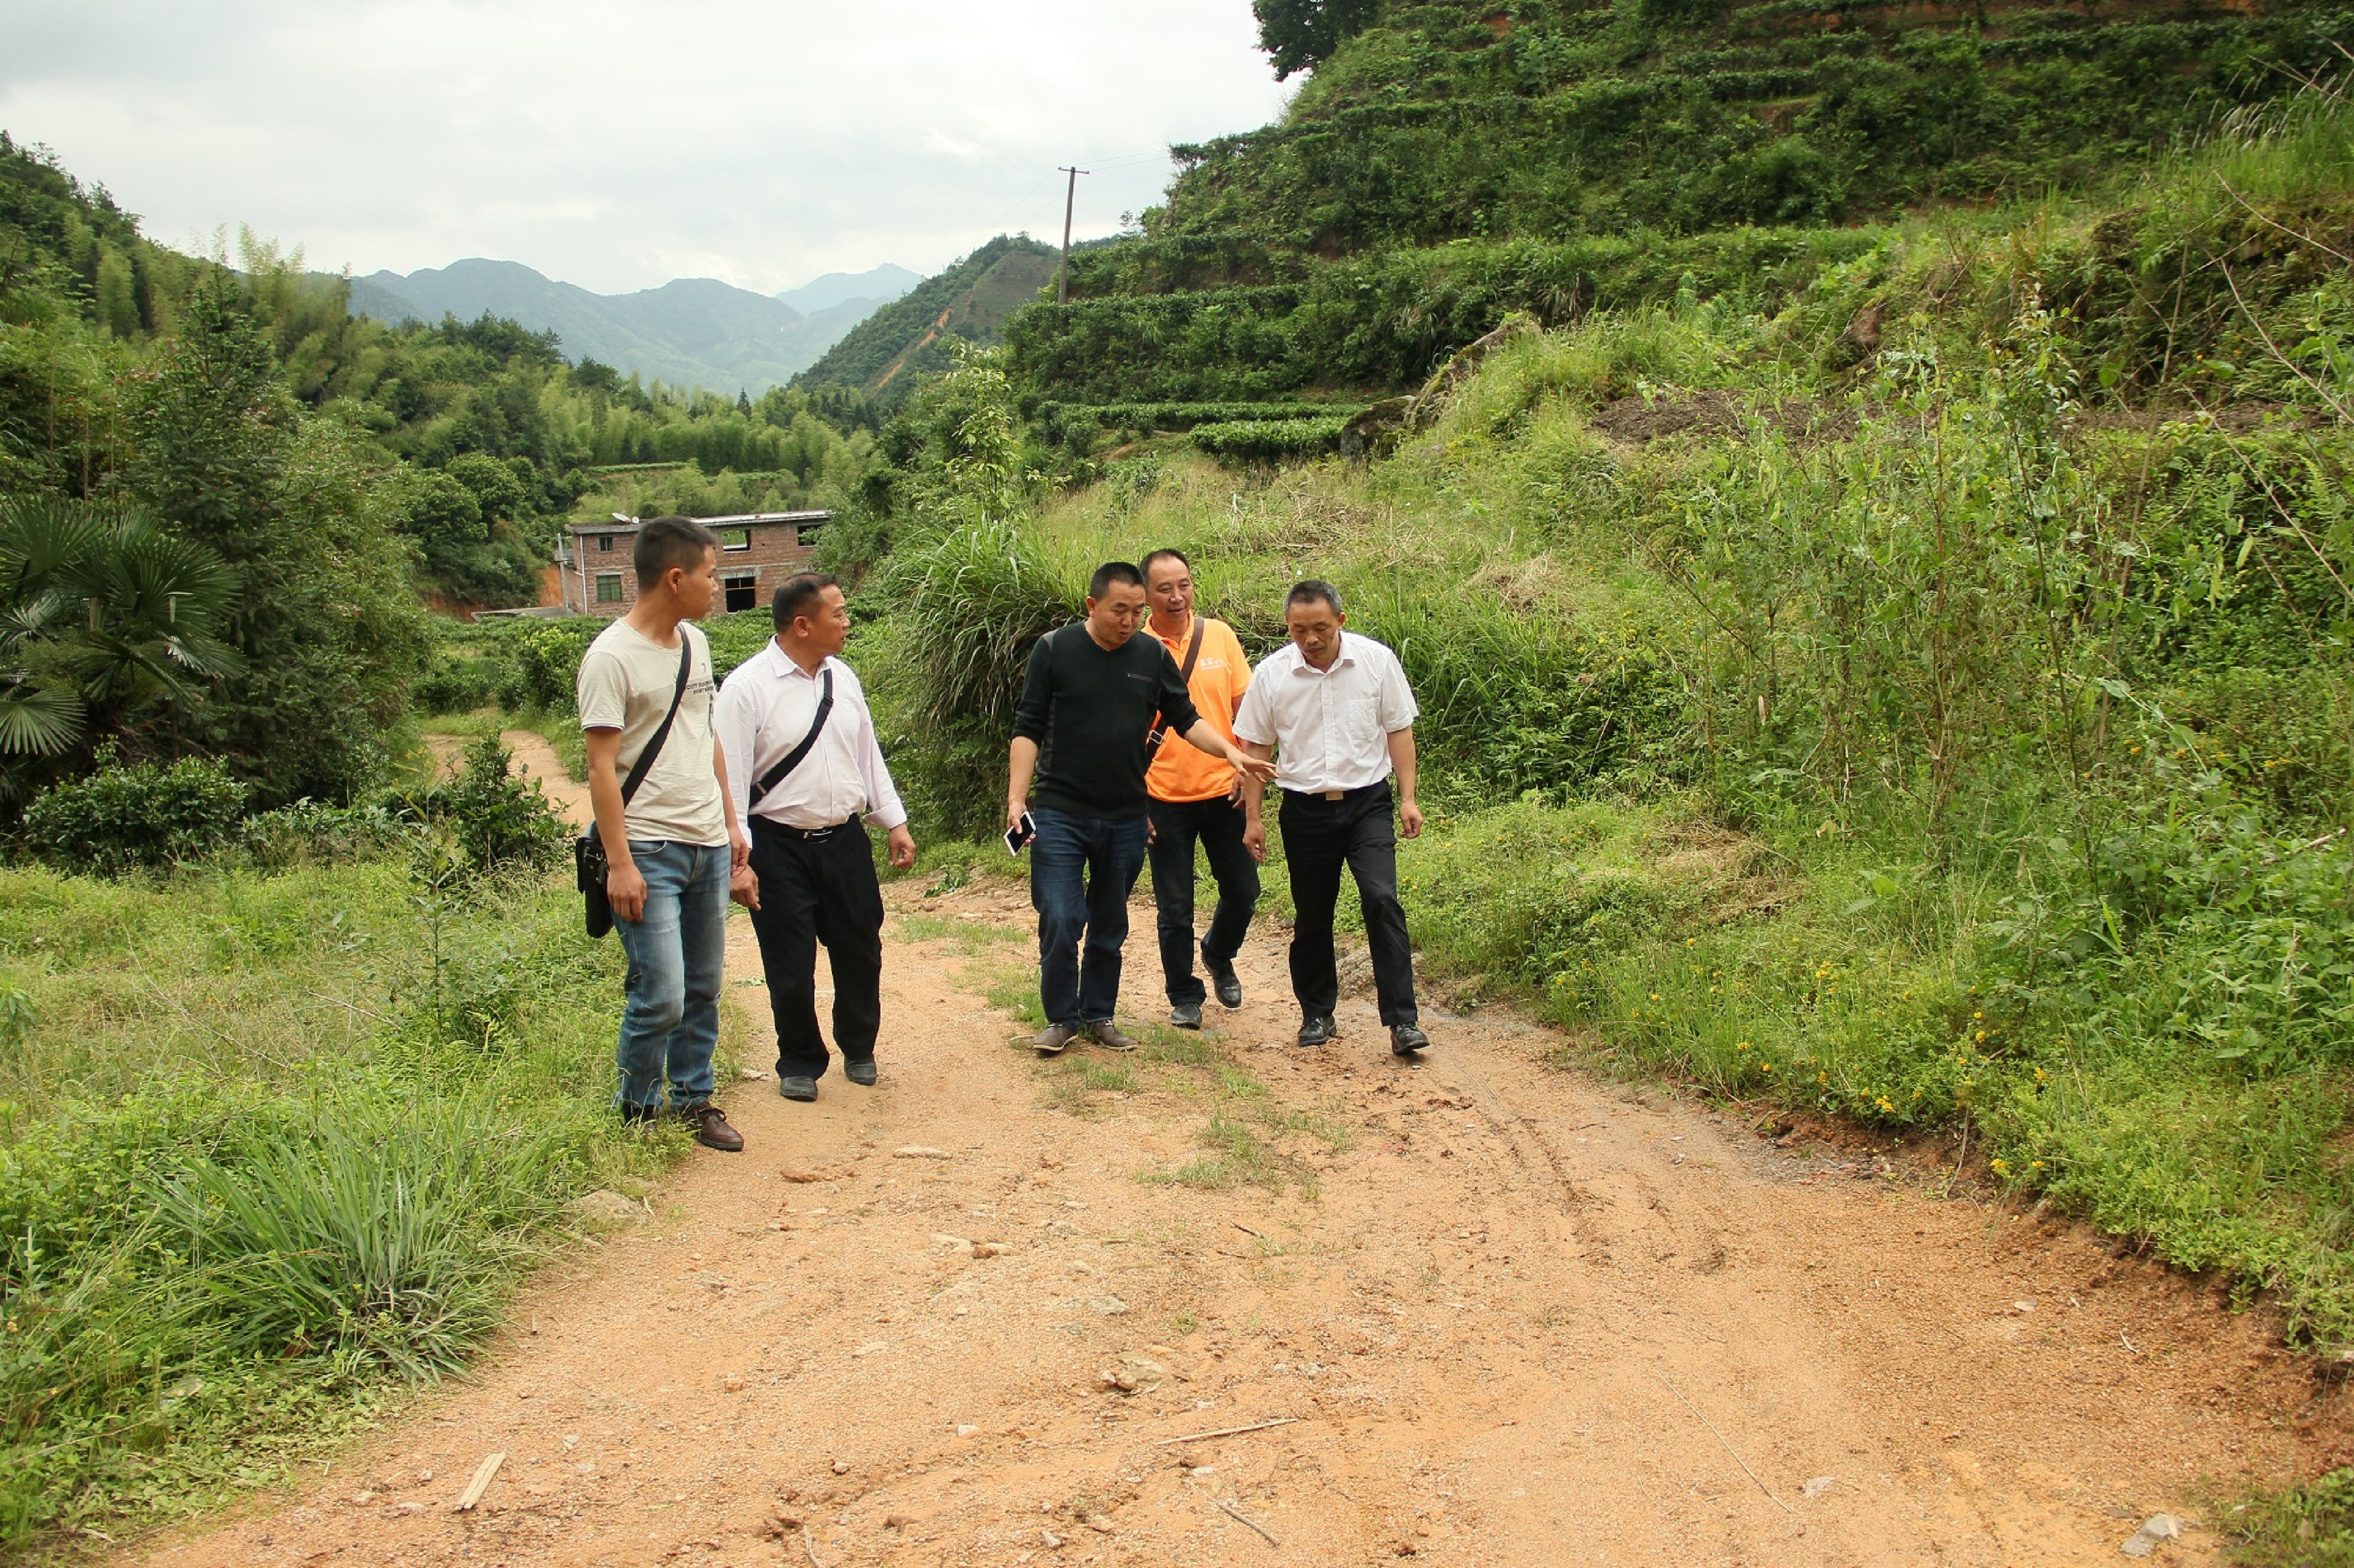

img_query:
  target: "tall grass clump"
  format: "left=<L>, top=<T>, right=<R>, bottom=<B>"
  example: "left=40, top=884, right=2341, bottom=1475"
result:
left=0, top=813, right=688, bottom=1550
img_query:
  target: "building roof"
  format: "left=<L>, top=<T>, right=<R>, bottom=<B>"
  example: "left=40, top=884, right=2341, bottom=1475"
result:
left=565, top=510, right=830, bottom=536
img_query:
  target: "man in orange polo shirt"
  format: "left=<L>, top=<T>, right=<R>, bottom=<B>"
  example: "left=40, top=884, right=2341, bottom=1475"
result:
left=1142, top=548, right=1261, bottom=1029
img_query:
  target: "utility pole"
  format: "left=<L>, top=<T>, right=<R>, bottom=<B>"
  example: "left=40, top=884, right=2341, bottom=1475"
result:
left=1057, top=165, right=1089, bottom=304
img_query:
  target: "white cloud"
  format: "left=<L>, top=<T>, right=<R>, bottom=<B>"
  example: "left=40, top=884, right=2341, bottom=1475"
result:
left=0, top=0, right=1287, bottom=294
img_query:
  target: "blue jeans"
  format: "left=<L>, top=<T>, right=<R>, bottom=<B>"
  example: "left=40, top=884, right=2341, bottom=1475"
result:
left=1030, top=808, right=1148, bottom=1026
left=611, top=840, right=730, bottom=1112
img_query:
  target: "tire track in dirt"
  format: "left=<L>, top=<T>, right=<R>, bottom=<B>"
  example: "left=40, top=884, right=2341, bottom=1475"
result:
left=116, top=869, right=2352, bottom=1567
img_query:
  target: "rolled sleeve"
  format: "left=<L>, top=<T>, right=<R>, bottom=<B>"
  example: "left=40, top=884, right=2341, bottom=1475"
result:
left=853, top=702, right=909, bottom=830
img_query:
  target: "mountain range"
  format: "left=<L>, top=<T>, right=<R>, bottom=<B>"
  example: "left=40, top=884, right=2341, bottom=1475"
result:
left=347, top=260, right=921, bottom=394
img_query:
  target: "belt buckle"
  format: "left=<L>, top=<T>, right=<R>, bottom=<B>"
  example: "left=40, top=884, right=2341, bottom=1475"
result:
left=1322, top=789, right=1345, bottom=801
left=803, top=824, right=834, bottom=840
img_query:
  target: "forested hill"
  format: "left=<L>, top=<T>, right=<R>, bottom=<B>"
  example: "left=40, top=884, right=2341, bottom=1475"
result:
left=352, top=260, right=917, bottom=395
left=1005, top=0, right=2353, bottom=405
left=794, top=235, right=1058, bottom=413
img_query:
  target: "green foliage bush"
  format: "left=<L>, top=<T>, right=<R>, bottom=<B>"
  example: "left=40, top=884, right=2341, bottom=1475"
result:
left=404, top=732, right=568, bottom=877
left=1188, top=415, right=1353, bottom=463
left=20, top=755, right=250, bottom=873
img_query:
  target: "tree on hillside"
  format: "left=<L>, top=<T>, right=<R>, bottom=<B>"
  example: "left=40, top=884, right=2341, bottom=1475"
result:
left=128, top=280, right=424, bottom=803
left=1253, top=0, right=1383, bottom=79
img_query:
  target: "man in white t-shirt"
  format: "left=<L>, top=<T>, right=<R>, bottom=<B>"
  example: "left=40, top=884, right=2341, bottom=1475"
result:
left=576, top=516, right=751, bottom=1150
left=1233, top=579, right=1431, bottom=1058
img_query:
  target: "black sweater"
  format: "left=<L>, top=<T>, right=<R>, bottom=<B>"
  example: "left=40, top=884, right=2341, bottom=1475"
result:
left=1013, top=625, right=1203, bottom=818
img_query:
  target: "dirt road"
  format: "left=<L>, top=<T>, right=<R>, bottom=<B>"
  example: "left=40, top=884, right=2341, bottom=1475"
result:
left=130, top=740, right=2349, bottom=1567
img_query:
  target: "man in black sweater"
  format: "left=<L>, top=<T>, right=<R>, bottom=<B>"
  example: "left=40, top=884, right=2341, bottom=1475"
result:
left=1009, top=561, right=1277, bottom=1054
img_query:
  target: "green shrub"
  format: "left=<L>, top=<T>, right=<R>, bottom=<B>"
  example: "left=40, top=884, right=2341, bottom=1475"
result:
left=1189, top=416, right=1352, bottom=464
left=20, top=756, right=250, bottom=873
left=404, top=732, right=568, bottom=876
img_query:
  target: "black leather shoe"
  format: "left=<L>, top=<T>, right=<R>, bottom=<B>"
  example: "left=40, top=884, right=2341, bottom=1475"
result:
left=1170, top=1001, right=1203, bottom=1030
left=1390, top=1023, right=1431, bottom=1056
left=777, top=1075, right=819, bottom=1102
left=1297, top=1015, right=1336, bottom=1048
left=1204, top=955, right=1243, bottom=1009
left=1088, top=1019, right=1139, bottom=1052
left=1034, top=1022, right=1078, bottom=1056
left=681, top=1104, right=745, bottom=1152
left=845, top=1060, right=878, bottom=1087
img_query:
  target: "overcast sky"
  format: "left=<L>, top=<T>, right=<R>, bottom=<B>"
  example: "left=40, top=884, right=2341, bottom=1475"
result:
left=1, top=1, right=1292, bottom=296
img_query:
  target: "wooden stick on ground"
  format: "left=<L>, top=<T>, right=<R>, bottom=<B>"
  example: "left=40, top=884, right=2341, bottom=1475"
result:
left=1155, top=1416, right=1300, bottom=1446
left=453, top=1451, right=505, bottom=1512
left=1213, top=1496, right=1281, bottom=1546
left=802, top=1525, right=831, bottom=1568
left=1655, top=1374, right=1790, bottom=1516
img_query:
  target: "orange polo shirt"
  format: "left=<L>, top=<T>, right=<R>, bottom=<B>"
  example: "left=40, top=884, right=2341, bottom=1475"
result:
left=1145, top=613, right=1252, bottom=803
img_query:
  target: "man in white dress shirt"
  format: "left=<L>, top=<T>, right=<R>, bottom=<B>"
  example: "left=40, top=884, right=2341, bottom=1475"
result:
left=716, top=572, right=917, bottom=1103
left=1233, top=580, right=1431, bottom=1057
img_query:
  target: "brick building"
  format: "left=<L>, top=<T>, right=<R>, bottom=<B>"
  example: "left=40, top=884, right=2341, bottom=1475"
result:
left=557, top=512, right=829, bottom=617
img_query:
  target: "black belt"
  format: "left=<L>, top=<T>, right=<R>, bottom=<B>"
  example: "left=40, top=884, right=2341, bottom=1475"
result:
left=752, top=814, right=861, bottom=840
left=1280, top=781, right=1388, bottom=803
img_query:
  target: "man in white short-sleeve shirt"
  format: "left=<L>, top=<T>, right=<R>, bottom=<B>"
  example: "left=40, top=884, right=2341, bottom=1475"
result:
left=576, top=516, right=750, bottom=1151
left=1233, top=579, right=1431, bottom=1058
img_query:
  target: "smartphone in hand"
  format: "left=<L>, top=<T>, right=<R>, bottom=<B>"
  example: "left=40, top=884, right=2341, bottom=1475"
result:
left=1004, top=812, right=1037, bottom=855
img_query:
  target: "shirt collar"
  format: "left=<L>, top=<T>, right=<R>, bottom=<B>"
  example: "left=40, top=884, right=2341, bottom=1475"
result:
left=1289, top=633, right=1353, bottom=675
left=767, top=641, right=831, bottom=680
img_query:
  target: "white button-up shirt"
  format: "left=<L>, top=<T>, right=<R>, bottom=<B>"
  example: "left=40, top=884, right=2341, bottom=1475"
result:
left=1231, top=632, right=1419, bottom=793
left=714, top=641, right=908, bottom=832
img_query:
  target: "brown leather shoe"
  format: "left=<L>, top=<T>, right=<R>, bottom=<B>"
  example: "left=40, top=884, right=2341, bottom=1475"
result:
left=681, top=1104, right=744, bottom=1152
left=1034, top=1021, right=1078, bottom=1056
left=1088, top=1019, right=1139, bottom=1052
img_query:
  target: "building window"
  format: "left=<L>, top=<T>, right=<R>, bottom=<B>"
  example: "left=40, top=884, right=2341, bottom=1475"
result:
left=795, top=521, right=824, bottom=548
left=596, top=534, right=614, bottom=552
left=595, top=573, right=623, bottom=604
left=719, top=526, right=751, bottom=551
left=723, top=572, right=759, bottom=614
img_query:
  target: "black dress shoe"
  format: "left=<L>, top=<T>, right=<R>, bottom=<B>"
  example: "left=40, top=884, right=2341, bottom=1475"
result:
left=1170, top=1001, right=1203, bottom=1030
left=1204, top=954, right=1243, bottom=1009
left=845, top=1060, right=878, bottom=1087
left=777, top=1075, right=819, bottom=1102
left=1297, top=1015, right=1336, bottom=1048
left=1390, top=1023, right=1431, bottom=1056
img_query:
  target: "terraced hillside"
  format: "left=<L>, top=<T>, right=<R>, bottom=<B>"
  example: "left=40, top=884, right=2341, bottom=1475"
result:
left=1006, top=0, right=2351, bottom=407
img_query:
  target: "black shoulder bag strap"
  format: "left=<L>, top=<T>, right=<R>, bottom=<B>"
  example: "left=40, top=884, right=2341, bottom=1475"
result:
left=620, top=637, right=695, bottom=807
left=749, top=666, right=835, bottom=809
left=1145, top=617, right=1208, bottom=755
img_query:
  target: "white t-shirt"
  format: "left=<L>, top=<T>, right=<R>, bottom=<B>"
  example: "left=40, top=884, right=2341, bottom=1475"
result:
left=576, top=619, right=728, bottom=847
left=1231, top=632, right=1419, bottom=794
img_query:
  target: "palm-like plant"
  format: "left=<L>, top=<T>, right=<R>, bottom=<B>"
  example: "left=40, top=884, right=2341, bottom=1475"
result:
left=0, top=496, right=243, bottom=765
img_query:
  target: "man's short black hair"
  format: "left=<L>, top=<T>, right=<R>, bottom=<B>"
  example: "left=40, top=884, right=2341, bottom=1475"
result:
left=1089, top=560, right=1145, bottom=599
left=772, top=571, right=840, bottom=631
left=1141, top=547, right=1192, bottom=580
left=634, top=516, right=718, bottom=589
left=1287, top=579, right=1344, bottom=615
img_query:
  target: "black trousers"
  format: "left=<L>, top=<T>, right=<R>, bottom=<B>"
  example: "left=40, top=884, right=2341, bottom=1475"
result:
left=1278, top=781, right=1418, bottom=1028
left=1147, top=795, right=1261, bottom=1007
left=747, top=817, right=886, bottom=1080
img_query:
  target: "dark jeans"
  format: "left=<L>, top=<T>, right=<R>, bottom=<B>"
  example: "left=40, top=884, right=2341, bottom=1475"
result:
left=747, top=818, right=886, bottom=1081
left=1279, top=781, right=1418, bottom=1028
left=1030, top=806, right=1149, bottom=1026
left=611, top=839, right=731, bottom=1111
left=1148, top=795, right=1260, bottom=1006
